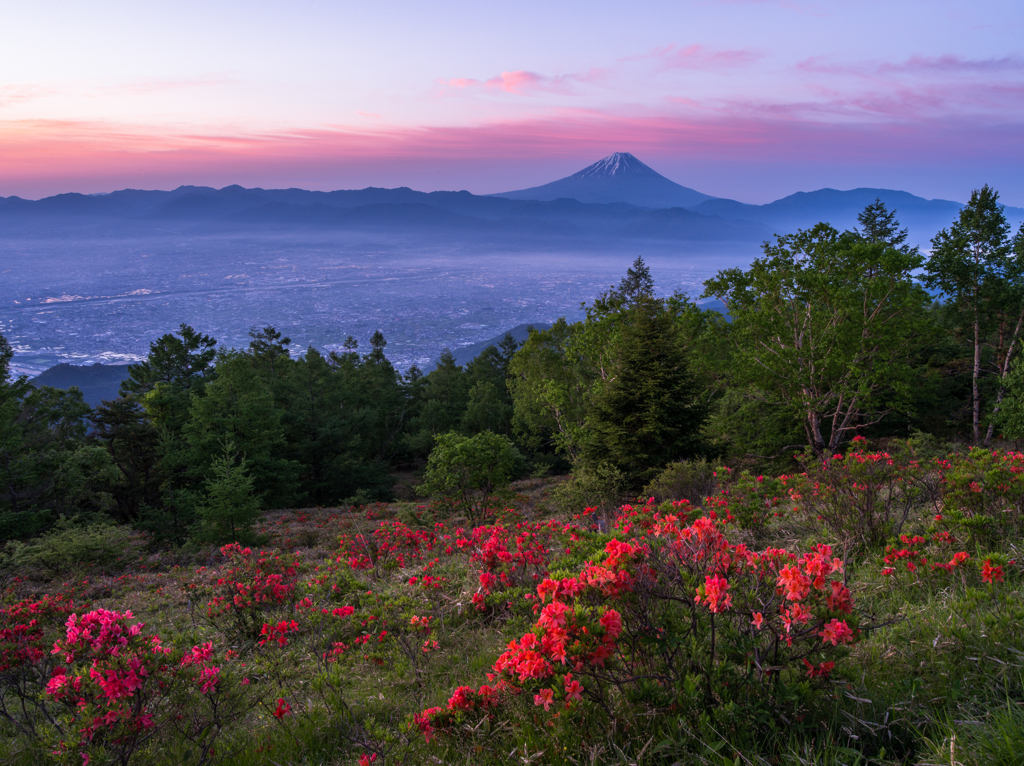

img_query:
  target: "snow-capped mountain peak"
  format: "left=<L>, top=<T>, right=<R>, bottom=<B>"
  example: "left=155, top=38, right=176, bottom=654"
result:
left=575, top=152, right=654, bottom=179
left=493, top=152, right=714, bottom=208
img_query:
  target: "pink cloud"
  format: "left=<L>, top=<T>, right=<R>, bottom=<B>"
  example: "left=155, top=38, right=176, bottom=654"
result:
left=0, top=84, right=54, bottom=107
left=882, top=54, right=1024, bottom=74
left=484, top=71, right=545, bottom=94
left=440, top=67, right=605, bottom=97
left=637, top=44, right=765, bottom=71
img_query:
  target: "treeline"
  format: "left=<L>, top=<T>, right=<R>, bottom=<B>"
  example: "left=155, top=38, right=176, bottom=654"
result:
left=0, top=320, right=525, bottom=543
left=1, top=185, right=1023, bottom=543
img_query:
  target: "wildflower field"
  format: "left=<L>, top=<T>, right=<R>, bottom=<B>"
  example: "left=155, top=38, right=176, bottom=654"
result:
left=2, top=440, right=1023, bottom=766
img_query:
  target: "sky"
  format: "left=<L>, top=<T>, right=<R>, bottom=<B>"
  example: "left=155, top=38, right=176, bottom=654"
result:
left=1, top=0, right=1023, bottom=205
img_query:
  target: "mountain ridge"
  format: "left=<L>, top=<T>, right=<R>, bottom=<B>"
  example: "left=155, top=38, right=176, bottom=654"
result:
left=2, top=155, right=1021, bottom=248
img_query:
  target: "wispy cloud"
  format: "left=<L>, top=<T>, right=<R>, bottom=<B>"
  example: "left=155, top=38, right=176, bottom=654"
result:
left=626, top=44, right=765, bottom=71
left=798, top=53, right=1024, bottom=77
left=0, top=84, right=55, bottom=108
left=4, top=98, right=1021, bottom=191
left=881, top=54, right=1024, bottom=74
left=439, top=68, right=604, bottom=96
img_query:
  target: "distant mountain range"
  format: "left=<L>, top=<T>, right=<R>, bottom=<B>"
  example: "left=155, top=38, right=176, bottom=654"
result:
left=2, top=153, right=1020, bottom=248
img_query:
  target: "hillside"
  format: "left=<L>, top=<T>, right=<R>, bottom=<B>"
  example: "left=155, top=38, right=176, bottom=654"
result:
left=31, top=362, right=131, bottom=406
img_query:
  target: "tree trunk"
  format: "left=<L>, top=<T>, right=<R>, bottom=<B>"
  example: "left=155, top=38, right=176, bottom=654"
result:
left=984, top=308, right=1024, bottom=446
left=973, top=310, right=982, bottom=445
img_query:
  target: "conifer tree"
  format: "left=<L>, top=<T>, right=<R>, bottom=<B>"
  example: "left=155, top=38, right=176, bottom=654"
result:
left=583, top=295, right=708, bottom=487
left=192, top=440, right=263, bottom=544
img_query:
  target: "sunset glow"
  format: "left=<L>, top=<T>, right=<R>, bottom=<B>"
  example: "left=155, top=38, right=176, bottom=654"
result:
left=2, top=0, right=1022, bottom=203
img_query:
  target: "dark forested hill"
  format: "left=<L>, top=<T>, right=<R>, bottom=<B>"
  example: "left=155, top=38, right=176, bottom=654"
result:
left=31, top=363, right=131, bottom=406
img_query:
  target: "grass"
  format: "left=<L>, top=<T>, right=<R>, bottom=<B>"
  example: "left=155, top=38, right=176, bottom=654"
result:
left=1, top=460, right=1022, bottom=766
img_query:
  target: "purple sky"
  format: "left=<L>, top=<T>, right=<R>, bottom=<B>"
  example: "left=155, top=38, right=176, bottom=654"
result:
left=2, top=0, right=1022, bottom=204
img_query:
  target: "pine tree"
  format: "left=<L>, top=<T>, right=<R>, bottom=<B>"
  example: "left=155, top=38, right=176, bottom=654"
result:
left=192, top=440, right=263, bottom=544
left=857, top=198, right=911, bottom=250
left=583, top=295, right=708, bottom=487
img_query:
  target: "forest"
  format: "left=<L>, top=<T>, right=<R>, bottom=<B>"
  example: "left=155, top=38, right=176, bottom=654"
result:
left=0, top=186, right=1023, bottom=766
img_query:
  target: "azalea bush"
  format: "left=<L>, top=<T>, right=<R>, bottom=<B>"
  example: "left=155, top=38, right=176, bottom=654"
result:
left=0, top=593, right=83, bottom=739
left=198, top=543, right=300, bottom=642
left=786, top=437, right=928, bottom=548
left=936, top=447, right=1024, bottom=544
left=0, top=603, right=255, bottom=766
left=415, top=502, right=862, bottom=760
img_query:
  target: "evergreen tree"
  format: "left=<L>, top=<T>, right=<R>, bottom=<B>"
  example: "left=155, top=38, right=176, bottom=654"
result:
left=192, top=440, right=263, bottom=544
left=857, top=198, right=911, bottom=250
left=405, top=349, right=467, bottom=457
left=616, top=255, right=655, bottom=307
left=247, top=325, right=292, bottom=378
left=185, top=353, right=300, bottom=509
left=89, top=397, right=161, bottom=523
left=460, top=380, right=513, bottom=436
left=121, top=324, right=217, bottom=401
left=0, top=337, right=99, bottom=538
left=582, top=295, right=708, bottom=487
left=278, top=347, right=391, bottom=504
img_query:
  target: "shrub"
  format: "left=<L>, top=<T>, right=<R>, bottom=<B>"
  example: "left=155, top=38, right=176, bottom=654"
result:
left=789, top=437, right=924, bottom=549
left=200, top=543, right=300, bottom=643
left=550, top=462, right=626, bottom=516
left=415, top=431, right=524, bottom=521
left=191, top=441, right=263, bottom=545
left=935, top=447, right=1024, bottom=544
left=1, top=517, right=140, bottom=575
left=642, top=458, right=718, bottom=506
left=45, top=608, right=250, bottom=766
left=417, top=502, right=862, bottom=758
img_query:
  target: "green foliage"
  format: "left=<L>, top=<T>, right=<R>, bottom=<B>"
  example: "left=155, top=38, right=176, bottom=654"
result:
left=1, top=516, right=139, bottom=574
left=120, top=323, right=217, bottom=404
left=415, top=431, right=524, bottom=520
left=582, top=294, right=710, bottom=487
left=191, top=441, right=264, bottom=545
left=88, top=396, right=162, bottom=523
left=184, top=352, right=301, bottom=509
left=703, top=214, right=931, bottom=456
left=508, top=319, right=593, bottom=462
left=924, top=185, right=1022, bottom=445
left=642, top=458, right=718, bottom=506
left=551, top=462, right=627, bottom=515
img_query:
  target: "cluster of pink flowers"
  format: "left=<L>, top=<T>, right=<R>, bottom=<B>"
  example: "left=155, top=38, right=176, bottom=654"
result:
left=43, top=608, right=230, bottom=763
left=259, top=620, right=300, bottom=648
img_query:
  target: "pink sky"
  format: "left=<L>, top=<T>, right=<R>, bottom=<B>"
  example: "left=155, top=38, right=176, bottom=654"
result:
left=2, top=1, right=1022, bottom=204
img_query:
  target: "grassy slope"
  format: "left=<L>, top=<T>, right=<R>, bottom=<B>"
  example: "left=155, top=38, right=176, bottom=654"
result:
left=1, top=469, right=1022, bottom=766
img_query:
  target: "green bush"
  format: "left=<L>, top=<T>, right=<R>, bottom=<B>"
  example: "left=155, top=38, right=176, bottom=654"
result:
left=415, top=431, right=524, bottom=520
left=551, top=462, right=626, bottom=515
left=642, top=458, right=718, bottom=505
left=1, top=516, right=140, bottom=574
left=191, top=441, right=263, bottom=545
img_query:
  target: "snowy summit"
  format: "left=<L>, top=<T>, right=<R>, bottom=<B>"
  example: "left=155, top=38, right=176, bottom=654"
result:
left=493, top=152, right=714, bottom=208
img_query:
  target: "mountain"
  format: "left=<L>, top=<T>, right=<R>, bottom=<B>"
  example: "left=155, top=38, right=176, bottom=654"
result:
left=31, top=363, right=132, bottom=406
left=424, top=323, right=553, bottom=372
left=493, top=152, right=715, bottom=208
left=3, top=171, right=1021, bottom=250
left=0, top=180, right=768, bottom=245
left=690, top=188, right=1024, bottom=245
